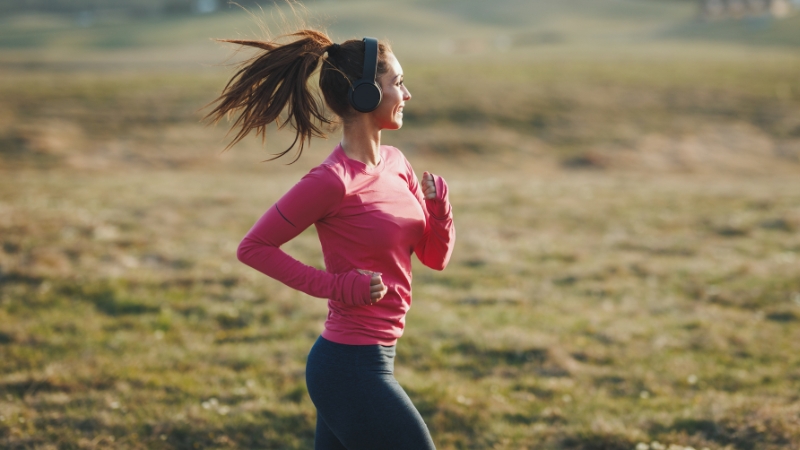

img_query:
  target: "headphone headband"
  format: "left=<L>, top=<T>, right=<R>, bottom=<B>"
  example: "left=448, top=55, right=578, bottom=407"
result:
left=361, top=37, right=378, bottom=84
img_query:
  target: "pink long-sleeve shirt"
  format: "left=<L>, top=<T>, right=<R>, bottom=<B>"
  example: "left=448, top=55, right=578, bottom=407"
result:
left=237, top=144, right=455, bottom=346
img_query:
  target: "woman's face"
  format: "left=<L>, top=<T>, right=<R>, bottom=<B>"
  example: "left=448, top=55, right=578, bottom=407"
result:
left=371, top=52, right=411, bottom=130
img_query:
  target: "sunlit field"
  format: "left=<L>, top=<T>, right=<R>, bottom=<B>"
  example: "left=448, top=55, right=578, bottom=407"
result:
left=1, top=1, right=800, bottom=449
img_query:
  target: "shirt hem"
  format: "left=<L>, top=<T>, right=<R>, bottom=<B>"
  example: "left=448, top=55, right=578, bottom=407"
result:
left=321, top=329, right=399, bottom=346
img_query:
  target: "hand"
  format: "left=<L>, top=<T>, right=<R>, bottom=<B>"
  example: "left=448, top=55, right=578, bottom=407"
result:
left=357, top=270, right=388, bottom=304
left=421, top=171, right=437, bottom=200
left=421, top=172, right=450, bottom=218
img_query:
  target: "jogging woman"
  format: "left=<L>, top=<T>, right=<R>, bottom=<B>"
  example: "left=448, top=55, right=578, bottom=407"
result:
left=205, top=29, right=455, bottom=449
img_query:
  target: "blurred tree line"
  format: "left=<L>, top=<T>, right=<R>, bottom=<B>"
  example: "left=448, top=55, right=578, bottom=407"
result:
left=0, top=0, right=286, bottom=17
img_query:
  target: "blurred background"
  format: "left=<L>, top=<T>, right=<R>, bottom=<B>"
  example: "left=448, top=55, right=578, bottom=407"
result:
left=1, top=1, right=799, bottom=449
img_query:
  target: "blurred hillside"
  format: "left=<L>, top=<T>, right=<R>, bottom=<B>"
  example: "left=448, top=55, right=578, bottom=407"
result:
left=1, top=0, right=799, bottom=173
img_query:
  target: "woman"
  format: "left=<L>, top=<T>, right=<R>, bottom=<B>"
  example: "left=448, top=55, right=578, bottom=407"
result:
left=206, top=29, right=455, bottom=449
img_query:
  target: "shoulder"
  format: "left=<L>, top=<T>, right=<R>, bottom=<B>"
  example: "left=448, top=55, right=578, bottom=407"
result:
left=307, top=162, right=344, bottom=185
left=274, top=162, right=345, bottom=217
left=381, top=145, right=407, bottom=161
left=295, top=161, right=346, bottom=200
left=381, top=145, right=414, bottom=172
left=310, top=147, right=350, bottom=183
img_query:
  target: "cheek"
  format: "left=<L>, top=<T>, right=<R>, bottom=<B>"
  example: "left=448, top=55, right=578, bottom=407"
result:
left=381, top=87, right=401, bottom=105
left=373, top=103, right=395, bottom=126
left=377, top=96, right=398, bottom=116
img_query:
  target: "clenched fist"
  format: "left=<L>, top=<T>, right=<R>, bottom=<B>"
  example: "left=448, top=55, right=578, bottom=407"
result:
left=358, top=270, right=388, bottom=304
left=421, top=171, right=437, bottom=200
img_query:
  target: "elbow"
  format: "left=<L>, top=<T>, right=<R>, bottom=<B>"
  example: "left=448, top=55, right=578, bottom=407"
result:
left=430, top=246, right=454, bottom=271
left=427, top=259, right=448, bottom=271
left=237, top=235, right=280, bottom=268
left=236, top=238, right=253, bottom=265
left=417, top=246, right=454, bottom=271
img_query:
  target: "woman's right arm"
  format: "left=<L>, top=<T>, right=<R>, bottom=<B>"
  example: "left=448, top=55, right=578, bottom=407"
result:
left=236, top=167, right=374, bottom=306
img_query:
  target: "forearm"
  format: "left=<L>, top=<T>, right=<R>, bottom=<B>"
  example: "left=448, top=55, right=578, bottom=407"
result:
left=415, top=212, right=455, bottom=270
left=415, top=174, right=456, bottom=270
left=237, top=236, right=334, bottom=298
left=237, top=232, right=372, bottom=305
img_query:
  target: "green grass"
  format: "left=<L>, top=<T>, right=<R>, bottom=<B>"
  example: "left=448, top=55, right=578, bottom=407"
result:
left=2, top=170, right=799, bottom=449
left=1, top=1, right=800, bottom=448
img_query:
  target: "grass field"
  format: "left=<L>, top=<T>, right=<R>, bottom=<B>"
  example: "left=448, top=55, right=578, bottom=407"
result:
left=1, top=1, right=800, bottom=449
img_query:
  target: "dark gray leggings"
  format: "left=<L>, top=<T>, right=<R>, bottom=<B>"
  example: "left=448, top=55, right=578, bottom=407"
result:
left=305, top=336, right=436, bottom=450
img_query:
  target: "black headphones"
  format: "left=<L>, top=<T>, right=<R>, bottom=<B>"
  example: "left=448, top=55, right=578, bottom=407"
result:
left=348, top=37, right=382, bottom=113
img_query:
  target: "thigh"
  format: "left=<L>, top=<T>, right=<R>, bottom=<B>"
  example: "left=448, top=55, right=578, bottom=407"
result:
left=315, top=373, right=435, bottom=450
left=355, top=374, right=436, bottom=450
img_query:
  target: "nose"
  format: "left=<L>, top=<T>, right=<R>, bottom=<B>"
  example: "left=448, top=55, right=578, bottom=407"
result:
left=403, top=85, right=411, bottom=101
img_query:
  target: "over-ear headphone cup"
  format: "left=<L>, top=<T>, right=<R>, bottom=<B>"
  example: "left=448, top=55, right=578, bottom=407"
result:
left=349, top=81, right=382, bottom=113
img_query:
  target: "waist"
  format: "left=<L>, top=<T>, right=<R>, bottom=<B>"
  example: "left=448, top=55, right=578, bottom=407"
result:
left=323, top=299, right=408, bottom=346
left=308, top=335, right=396, bottom=370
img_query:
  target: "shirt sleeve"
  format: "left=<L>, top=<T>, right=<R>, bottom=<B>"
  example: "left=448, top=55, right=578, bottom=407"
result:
left=236, top=166, right=373, bottom=306
left=407, top=160, right=456, bottom=271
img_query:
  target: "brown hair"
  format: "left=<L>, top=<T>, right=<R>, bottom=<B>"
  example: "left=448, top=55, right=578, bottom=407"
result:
left=204, top=29, right=393, bottom=162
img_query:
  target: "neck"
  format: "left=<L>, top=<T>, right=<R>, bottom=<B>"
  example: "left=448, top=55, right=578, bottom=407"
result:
left=340, top=115, right=381, bottom=168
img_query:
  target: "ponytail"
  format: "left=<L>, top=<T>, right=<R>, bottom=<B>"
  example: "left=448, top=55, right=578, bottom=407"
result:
left=204, top=30, right=333, bottom=162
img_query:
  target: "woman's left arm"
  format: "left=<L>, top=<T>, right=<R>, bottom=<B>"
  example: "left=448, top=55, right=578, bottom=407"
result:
left=412, top=169, right=456, bottom=271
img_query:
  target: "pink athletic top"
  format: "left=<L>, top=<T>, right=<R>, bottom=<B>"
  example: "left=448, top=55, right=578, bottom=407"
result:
left=237, top=144, right=455, bottom=346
